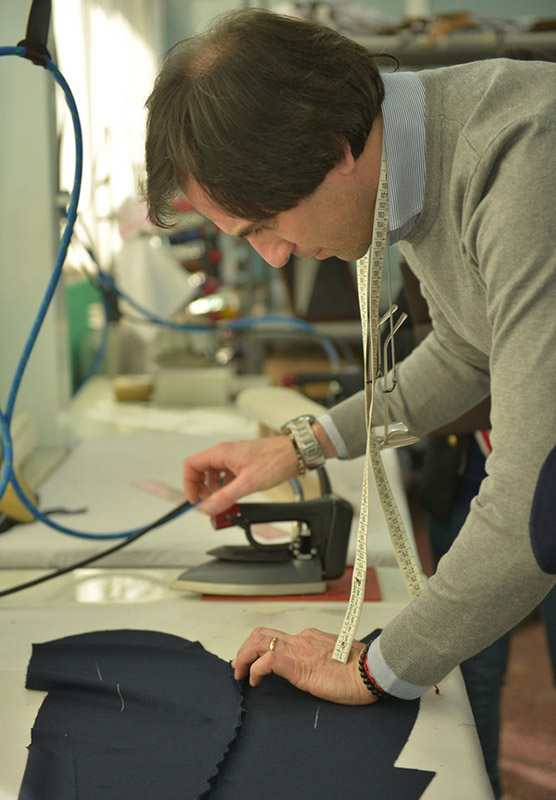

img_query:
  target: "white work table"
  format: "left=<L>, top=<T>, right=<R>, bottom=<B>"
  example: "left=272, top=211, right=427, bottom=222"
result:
left=0, top=378, right=494, bottom=799
left=0, top=566, right=493, bottom=800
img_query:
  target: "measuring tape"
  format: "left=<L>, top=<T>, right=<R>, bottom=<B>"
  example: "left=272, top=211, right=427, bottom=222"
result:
left=333, top=141, right=425, bottom=663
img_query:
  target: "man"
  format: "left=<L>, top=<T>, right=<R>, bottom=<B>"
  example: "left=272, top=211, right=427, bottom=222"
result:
left=144, top=8, right=556, bottom=712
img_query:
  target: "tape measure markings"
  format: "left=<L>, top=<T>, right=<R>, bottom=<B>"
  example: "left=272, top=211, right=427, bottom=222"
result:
left=332, top=141, right=424, bottom=663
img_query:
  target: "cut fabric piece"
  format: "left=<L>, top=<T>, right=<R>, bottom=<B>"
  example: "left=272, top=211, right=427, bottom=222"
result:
left=210, top=632, right=435, bottom=799
left=20, top=629, right=436, bottom=800
left=20, top=630, right=243, bottom=800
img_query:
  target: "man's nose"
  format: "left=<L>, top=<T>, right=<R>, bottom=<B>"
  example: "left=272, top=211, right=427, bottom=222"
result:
left=248, top=233, right=294, bottom=269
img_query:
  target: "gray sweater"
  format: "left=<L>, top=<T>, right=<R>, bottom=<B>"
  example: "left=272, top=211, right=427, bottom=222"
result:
left=328, top=59, right=556, bottom=688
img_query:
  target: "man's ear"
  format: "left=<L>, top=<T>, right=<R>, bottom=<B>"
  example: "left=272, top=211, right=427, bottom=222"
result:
left=336, top=137, right=356, bottom=176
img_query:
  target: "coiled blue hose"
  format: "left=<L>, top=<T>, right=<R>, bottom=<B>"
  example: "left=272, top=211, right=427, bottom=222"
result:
left=0, top=47, right=194, bottom=539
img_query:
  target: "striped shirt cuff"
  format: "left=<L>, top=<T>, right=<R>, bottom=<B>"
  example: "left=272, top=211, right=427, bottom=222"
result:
left=317, top=413, right=350, bottom=459
left=367, top=636, right=432, bottom=700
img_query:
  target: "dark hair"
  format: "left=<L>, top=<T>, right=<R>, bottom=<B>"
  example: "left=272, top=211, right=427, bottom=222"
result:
left=144, top=8, right=386, bottom=227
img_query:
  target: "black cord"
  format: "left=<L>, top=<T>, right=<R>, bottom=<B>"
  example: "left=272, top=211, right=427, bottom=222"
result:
left=317, top=466, right=332, bottom=496
left=17, top=0, right=52, bottom=67
left=0, top=500, right=192, bottom=598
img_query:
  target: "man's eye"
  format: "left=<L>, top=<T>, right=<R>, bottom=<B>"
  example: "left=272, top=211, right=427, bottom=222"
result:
left=236, top=223, right=272, bottom=241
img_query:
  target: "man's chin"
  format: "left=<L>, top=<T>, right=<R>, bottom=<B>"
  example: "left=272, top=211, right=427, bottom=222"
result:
left=305, top=244, right=369, bottom=262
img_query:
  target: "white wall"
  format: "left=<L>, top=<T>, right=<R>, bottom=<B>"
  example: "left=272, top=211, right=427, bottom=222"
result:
left=0, top=2, right=71, bottom=473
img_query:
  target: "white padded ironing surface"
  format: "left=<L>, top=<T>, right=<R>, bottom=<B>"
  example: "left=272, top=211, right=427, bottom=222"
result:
left=236, top=385, right=328, bottom=430
left=0, top=386, right=419, bottom=570
left=0, top=429, right=252, bottom=569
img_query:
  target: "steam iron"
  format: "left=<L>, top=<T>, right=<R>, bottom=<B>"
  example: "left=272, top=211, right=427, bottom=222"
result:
left=172, top=494, right=353, bottom=596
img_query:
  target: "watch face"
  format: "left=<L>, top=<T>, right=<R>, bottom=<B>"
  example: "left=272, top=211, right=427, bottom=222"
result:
left=282, top=415, right=315, bottom=434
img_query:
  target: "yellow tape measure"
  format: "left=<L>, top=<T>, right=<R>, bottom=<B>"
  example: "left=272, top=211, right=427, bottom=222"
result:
left=333, top=142, right=425, bottom=664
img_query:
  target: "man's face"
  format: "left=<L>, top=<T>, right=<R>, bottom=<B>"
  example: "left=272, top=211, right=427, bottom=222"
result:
left=185, top=154, right=377, bottom=268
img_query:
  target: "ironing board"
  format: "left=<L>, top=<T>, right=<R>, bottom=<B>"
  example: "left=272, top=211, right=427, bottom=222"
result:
left=0, top=378, right=418, bottom=571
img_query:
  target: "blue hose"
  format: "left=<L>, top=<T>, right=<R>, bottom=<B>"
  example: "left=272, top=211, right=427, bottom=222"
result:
left=0, top=47, right=192, bottom=539
left=88, top=261, right=342, bottom=361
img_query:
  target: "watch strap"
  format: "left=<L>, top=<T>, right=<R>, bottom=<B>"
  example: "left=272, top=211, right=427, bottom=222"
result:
left=281, top=415, right=326, bottom=472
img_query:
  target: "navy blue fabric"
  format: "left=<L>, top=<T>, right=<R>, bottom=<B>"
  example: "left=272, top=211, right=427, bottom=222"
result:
left=530, top=445, right=556, bottom=574
left=20, top=630, right=435, bottom=800
left=20, top=630, right=243, bottom=800
left=210, top=632, right=435, bottom=799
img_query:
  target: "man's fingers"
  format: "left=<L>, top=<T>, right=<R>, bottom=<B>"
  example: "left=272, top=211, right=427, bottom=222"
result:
left=198, top=484, right=238, bottom=515
left=232, top=652, right=279, bottom=686
left=197, top=470, right=260, bottom=515
left=184, top=436, right=301, bottom=511
left=233, top=628, right=288, bottom=680
left=183, top=464, right=205, bottom=504
left=206, top=468, right=225, bottom=494
left=245, top=651, right=286, bottom=686
left=183, top=447, right=228, bottom=502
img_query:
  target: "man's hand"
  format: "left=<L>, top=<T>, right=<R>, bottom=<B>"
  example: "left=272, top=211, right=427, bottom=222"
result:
left=184, top=423, right=337, bottom=515
left=183, top=436, right=300, bottom=514
left=231, top=626, right=379, bottom=706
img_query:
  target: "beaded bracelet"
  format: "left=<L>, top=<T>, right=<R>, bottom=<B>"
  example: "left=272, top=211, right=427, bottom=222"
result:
left=358, top=644, right=387, bottom=698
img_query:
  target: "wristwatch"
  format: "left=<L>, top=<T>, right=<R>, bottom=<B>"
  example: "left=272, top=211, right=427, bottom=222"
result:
left=280, top=414, right=326, bottom=474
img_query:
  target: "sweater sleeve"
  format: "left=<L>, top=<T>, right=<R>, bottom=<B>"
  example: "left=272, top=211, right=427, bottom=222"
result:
left=328, top=114, right=556, bottom=691
left=377, top=115, right=556, bottom=688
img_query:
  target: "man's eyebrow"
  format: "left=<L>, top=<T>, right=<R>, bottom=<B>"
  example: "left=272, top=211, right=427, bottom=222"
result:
left=235, top=219, right=273, bottom=239
left=235, top=223, right=258, bottom=239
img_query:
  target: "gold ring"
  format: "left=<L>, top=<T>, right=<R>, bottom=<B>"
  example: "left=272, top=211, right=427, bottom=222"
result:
left=269, top=636, right=279, bottom=652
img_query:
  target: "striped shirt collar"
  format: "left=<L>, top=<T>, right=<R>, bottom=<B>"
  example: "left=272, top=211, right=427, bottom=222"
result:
left=381, top=71, right=426, bottom=245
